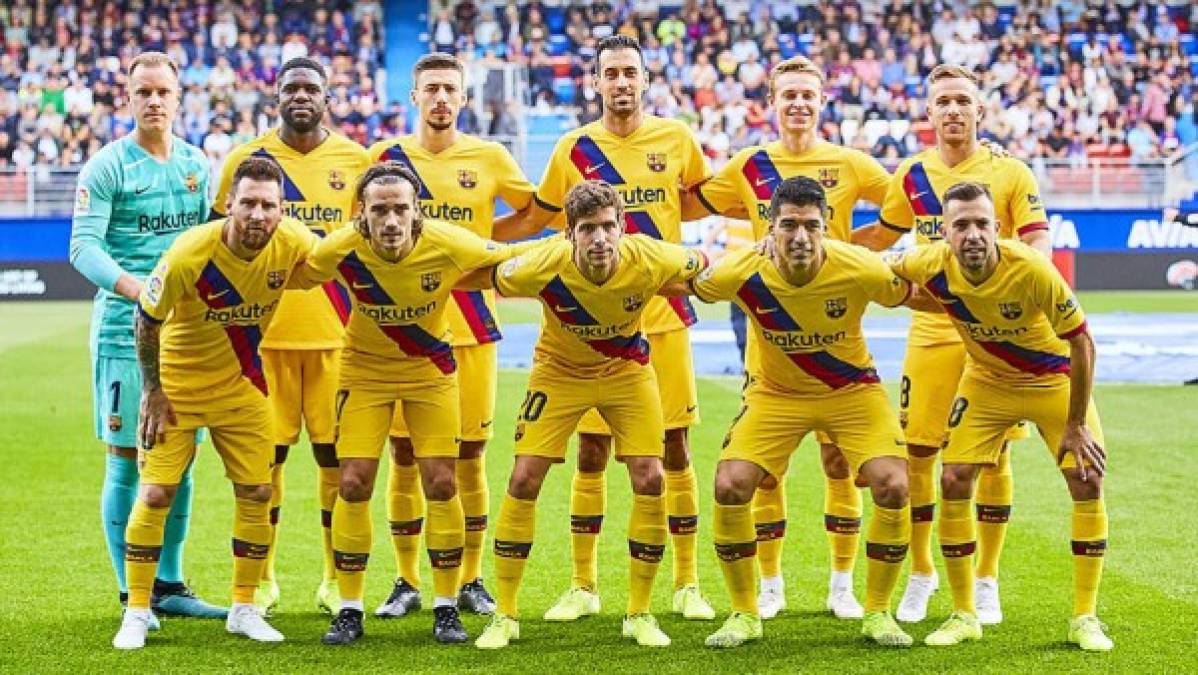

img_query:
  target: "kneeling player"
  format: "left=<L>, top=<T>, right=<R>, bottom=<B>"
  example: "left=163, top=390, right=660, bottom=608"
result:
left=468, top=181, right=708, bottom=649
left=675, top=177, right=925, bottom=648
left=890, top=181, right=1112, bottom=651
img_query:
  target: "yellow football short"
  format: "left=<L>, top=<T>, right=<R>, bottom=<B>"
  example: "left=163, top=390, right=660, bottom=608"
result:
left=901, top=341, right=1027, bottom=448
left=576, top=328, right=697, bottom=435
left=336, top=374, right=460, bottom=461
left=140, top=400, right=273, bottom=486
left=515, top=364, right=664, bottom=462
left=262, top=347, right=340, bottom=445
left=942, top=371, right=1104, bottom=469
left=720, top=381, right=907, bottom=480
left=389, top=342, right=497, bottom=442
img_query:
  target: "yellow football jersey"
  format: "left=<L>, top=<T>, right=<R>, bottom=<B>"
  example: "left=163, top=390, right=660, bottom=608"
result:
left=535, top=115, right=711, bottom=335
left=698, top=140, right=890, bottom=241
left=296, top=220, right=525, bottom=381
left=495, top=234, right=707, bottom=378
left=366, top=133, right=535, bottom=347
left=879, top=145, right=1048, bottom=346
left=214, top=128, right=370, bottom=349
left=890, top=240, right=1087, bottom=385
left=692, top=241, right=911, bottom=395
left=138, top=218, right=316, bottom=410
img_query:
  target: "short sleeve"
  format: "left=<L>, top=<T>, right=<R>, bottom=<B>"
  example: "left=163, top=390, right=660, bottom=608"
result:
left=298, top=227, right=355, bottom=286
left=853, top=151, right=891, bottom=206
left=696, top=149, right=748, bottom=215
left=689, top=253, right=742, bottom=303
left=449, top=227, right=528, bottom=271
left=678, top=122, right=712, bottom=188
left=138, top=247, right=189, bottom=324
left=878, top=165, right=915, bottom=233
left=886, top=245, right=935, bottom=285
left=1033, top=258, right=1087, bottom=338
left=1007, top=161, right=1049, bottom=237
left=493, top=241, right=561, bottom=298
left=856, top=252, right=912, bottom=307
left=532, top=135, right=575, bottom=213
left=492, top=143, right=536, bottom=211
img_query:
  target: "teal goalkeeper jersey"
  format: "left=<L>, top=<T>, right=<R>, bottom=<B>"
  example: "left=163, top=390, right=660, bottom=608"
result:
left=70, top=134, right=210, bottom=358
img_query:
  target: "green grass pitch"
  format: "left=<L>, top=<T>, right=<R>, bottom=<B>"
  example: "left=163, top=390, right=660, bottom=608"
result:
left=0, top=298, right=1194, bottom=672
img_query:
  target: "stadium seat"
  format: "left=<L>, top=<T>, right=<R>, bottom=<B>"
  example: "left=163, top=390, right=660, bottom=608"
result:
left=862, top=119, right=889, bottom=147
left=840, top=118, right=860, bottom=145
left=553, top=77, right=576, bottom=104
left=890, top=119, right=910, bottom=141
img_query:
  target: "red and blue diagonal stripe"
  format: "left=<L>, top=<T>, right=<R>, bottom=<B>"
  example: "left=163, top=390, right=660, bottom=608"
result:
left=310, top=227, right=351, bottom=325
left=375, top=143, right=434, bottom=199
left=585, top=332, right=651, bottom=364
left=786, top=351, right=880, bottom=389
left=742, top=150, right=782, bottom=200
left=624, top=211, right=663, bottom=239
left=667, top=296, right=698, bottom=327
left=569, top=136, right=625, bottom=184
left=337, top=251, right=395, bottom=306
left=194, top=261, right=267, bottom=395
left=378, top=324, right=457, bottom=374
left=452, top=289, right=502, bottom=343
left=924, top=272, right=980, bottom=323
left=735, top=273, right=801, bottom=331
left=902, top=163, right=942, bottom=216
left=251, top=148, right=305, bottom=201
left=978, top=341, right=1071, bottom=376
left=539, top=276, right=649, bottom=364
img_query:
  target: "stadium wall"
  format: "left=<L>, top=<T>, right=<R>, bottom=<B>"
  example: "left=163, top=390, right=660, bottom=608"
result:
left=5, top=212, right=1195, bottom=300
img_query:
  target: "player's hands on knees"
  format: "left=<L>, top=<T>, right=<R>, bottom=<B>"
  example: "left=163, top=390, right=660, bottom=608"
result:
left=1060, top=422, right=1106, bottom=481
left=139, top=388, right=177, bottom=450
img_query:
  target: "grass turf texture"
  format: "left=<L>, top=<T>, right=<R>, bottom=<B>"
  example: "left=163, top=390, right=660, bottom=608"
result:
left=0, top=298, right=1194, bottom=672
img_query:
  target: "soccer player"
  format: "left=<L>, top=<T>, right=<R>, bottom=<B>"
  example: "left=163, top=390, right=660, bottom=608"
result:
left=365, top=53, right=536, bottom=617
left=213, top=57, right=371, bottom=614
left=852, top=64, right=1052, bottom=624
left=471, top=181, right=709, bottom=650
left=495, top=34, right=716, bottom=622
left=685, top=55, right=891, bottom=620
left=69, top=51, right=223, bottom=621
left=889, top=181, right=1112, bottom=651
left=113, top=156, right=315, bottom=650
left=671, top=177, right=920, bottom=648
left=291, top=163, right=532, bottom=646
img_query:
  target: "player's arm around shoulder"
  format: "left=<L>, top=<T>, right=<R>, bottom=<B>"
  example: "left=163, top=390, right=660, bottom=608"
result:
left=290, top=222, right=356, bottom=289
left=881, top=245, right=943, bottom=313
left=853, top=157, right=914, bottom=251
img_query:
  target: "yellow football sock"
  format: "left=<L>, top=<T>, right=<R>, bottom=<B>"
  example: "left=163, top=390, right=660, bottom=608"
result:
left=570, top=471, right=605, bottom=591
left=665, top=467, right=699, bottom=589
left=457, top=457, right=489, bottom=583
left=939, top=498, right=976, bottom=614
left=260, top=456, right=285, bottom=583
left=232, top=497, right=272, bottom=604
left=125, top=500, right=169, bottom=609
left=714, top=502, right=758, bottom=615
left=493, top=494, right=536, bottom=618
left=864, top=504, right=911, bottom=612
left=627, top=493, right=667, bottom=615
left=317, top=466, right=340, bottom=581
left=825, top=476, right=862, bottom=573
left=426, top=496, right=465, bottom=600
left=332, top=497, right=372, bottom=603
left=1071, top=498, right=1108, bottom=617
left=752, top=482, right=786, bottom=579
left=387, top=461, right=423, bottom=585
left=907, top=454, right=938, bottom=576
left=975, top=447, right=1013, bottom=579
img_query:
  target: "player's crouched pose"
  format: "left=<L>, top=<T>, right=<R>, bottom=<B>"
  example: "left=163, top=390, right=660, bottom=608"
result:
left=467, top=181, right=708, bottom=650
left=890, top=182, right=1112, bottom=651
left=290, top=162, right=534, bottom=646
left=671, top=177, right=936, bottom=648
left=114, top=157, right=315, bottom=649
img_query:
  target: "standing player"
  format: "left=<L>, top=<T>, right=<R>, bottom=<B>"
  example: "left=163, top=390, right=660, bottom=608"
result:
left=469, top=181, right=710, bottom=650
left=69, top=51, right=223, bottom=621
left=496, top=34, right=715, bottom=622
left=890, top=181, right=1112, bottom=651
left=852, top=64, right=1052, bottom=624
left=365, top=53, right=536, bottom=617
left=213, top=57, right=371, bottom=614
left=686, top=55, right=891, bottom=620
left=114, top=157, right=315, bottom=649
left=292, top=163, right=533, bottom=646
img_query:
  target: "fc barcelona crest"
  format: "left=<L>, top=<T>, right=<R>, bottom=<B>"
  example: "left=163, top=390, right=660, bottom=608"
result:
left=824, top=297, right=847, bottom=319
left=999, top=302, right=1022, bottom=320
left=646, top=153, right=667, bottom=172
left=623, top=294, right=644, bottom=312
left=458, top=170, right=478, bottom=188
left=267, top=270, right=286, bottom=289
left=185, top=173, right=199, bottom=193
left=328, top=169, right=346, bottom=190
left=819, top=168, right=839, bottom=189
left=421, top=272, right=442, bottom=292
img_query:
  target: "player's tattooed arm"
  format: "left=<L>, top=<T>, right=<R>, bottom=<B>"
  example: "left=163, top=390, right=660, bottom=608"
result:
left=135, top=313, right=176, bottom=449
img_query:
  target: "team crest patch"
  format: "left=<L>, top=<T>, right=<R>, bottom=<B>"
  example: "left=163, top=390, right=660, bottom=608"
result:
left=328, top=169, right=346, bottom=190
left=824, top=297, right=847, bottom=319
left=999, top=302, right=1022, bottom=320
left=185, top=173, right=199, bottom=193
left=623, top=294, right=644, bottom=312
left=145, top=273, right=164, bottom=305
left=267, top=270, right=286, bottom=289
left=646, top=153, right=667, bottom=172
left=819, top=168, right=839, bottom=189
left=421, top=272, right=442, bottom=292
left=457, top=170, right=478, bottom=188
left=107, top=414, right=122, bottom=432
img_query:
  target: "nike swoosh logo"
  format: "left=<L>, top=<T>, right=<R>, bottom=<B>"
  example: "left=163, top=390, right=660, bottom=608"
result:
left=911, top=190, right=928, bottom=201
left=134, top=185, right=151, bottom=194
left=206, top=290, right=230, bottom=301
left=754, top=177, right=774, bottom=187
left=554, top=304, right=578, bottom=313
left=480, top=420, right=493, bottom=428
left=685, top=405, right=697, bottom=413
left=753, top=306, right=778, bottom=314
left=584, top=163, right=606, bottom=174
